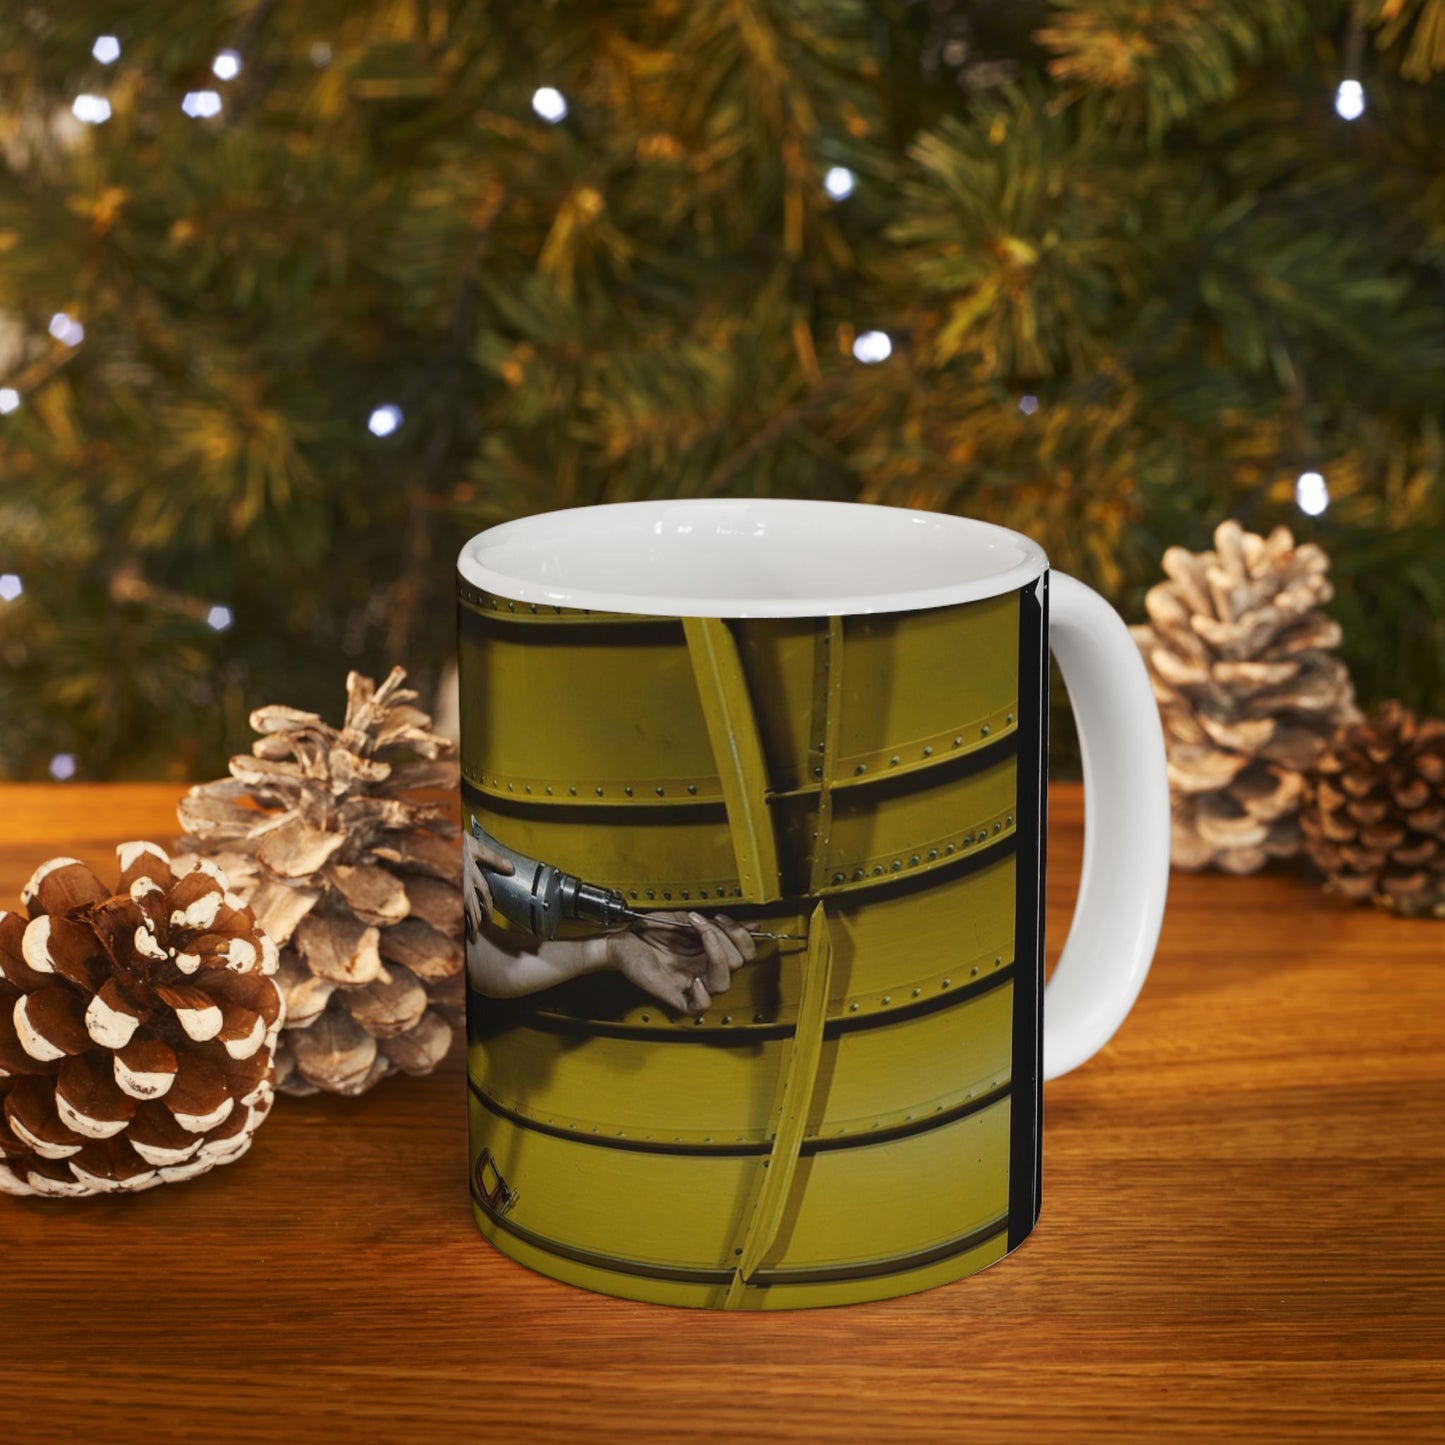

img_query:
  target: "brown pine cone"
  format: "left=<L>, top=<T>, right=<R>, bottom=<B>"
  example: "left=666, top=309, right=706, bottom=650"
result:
left=1131, top=520, right=1359, bottom=874
left=0, top=845, right=284, bottom=1198
left=1301, top=702, right=1445, bottom=917
left=175, top=667, right=462, bottom=1096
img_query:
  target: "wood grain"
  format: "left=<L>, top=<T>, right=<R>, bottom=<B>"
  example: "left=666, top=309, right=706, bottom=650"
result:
left=1, top=783, right=1441, bottom=1443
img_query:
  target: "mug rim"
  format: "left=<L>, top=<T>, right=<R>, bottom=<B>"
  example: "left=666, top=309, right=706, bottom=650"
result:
left=458, top=498, right=1049, bottom=618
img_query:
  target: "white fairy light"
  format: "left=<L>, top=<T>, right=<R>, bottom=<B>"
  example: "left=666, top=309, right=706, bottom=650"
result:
left=206, top=604, right=234, bottom=632
left=1018, top=395, right=1039, bottom=416
left=49, top=753, right=78, bottom=782
left=0, top=388, right=19, bottom=414
left=531, top=87, right=568, bottom=123
left=1334, top=79, right=1365, bottom=121
left=823, top=166, right=856, bottom=201
left=72, top=94, right=112, bottom=125
left=212, top=50, right=242, bottom=81
left=368, top=404, right=403, bottom=437
left=309, top=42, right=334, bottom=68
left=0, top=574, right=22, bottom=601
left=49, top=313, right=85, bottom=346
left=1296, top=470, right=1330, bottom=516
left=92, top=36, right=121, bottom=65
left=182, top=91, right=223, bottom=119
left=852, top=330, right=892, bottom=364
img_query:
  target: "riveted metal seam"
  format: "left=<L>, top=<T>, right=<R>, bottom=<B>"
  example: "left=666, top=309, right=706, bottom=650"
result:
left=468, top=1079, right=773, bottom=1154
left=461, top=801, right=1019, bottom=899
left=470, top=1185, right=738, bottom=1284
left=683, top=616, right=783, bottom=904
left=468, top=1070, right=1014, bottom=1155
left=516, top=956, right=1015, bottom=1038
left=726, top=901, right=836, bottom=1302
left=807, top=616, right=846, bottom=896
left=830, top=701, right=1020, bottom=788
left=470, top=1182, right=1009, bottom=1289
left=748, top=1215, right=1010, bottom=1286
left=461, top=764, right=725, bottom=805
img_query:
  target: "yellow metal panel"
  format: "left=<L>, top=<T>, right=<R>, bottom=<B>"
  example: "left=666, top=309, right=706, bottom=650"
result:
left=471, top=1199, right=1008, bottom=1310
left=836, top=592, right=1020, bottom=781
left=468, top=1028, right=782, bottom=1144
left=777, top=749, right=1018, bottom=895
left=734, top=612, right=826, bottom=791
left=469, top=1090, right=753, bottom=1269
left=468, top=977, right=1012, bottom=1145
left=827, top=851, right=1016, bottom=1008
left=468, top=1090, right=1011, bottom=1279
left=808, top=983, right=1012, bottom=1137
left=733, top=618, right=822, bottom=792
left=773, top=1096, right=1012, bottom=1270
left=471, top=1207, right=731, bottom=1307
left=739, top=1225, right=1009, bottom=1311
left=467, top=793, right=742, bottom=900
left=683, top=617, right=783, bottom=903
left=458, top=612, right=723, bottom=799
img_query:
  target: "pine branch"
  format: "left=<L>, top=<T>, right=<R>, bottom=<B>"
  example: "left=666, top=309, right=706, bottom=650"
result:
left=1372, top=0, right=1445, bottom=78
left=1036, top=0, right=1316, bottom=135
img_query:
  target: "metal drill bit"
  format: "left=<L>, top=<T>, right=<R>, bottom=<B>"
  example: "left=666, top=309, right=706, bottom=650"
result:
left=618, top=909, right=806, bottom=942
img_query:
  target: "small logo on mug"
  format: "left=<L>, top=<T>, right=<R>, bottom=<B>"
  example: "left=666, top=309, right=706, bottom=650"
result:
left=474, top=1147, right=518, bottom=1217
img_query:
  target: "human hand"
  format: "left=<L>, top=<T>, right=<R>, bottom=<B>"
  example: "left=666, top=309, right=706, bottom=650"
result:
left=463, top=827, right=515, bottom=941
left=606, top=911, right=757, bottom=1016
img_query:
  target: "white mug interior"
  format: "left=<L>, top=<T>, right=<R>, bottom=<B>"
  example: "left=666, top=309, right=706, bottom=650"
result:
left=458, top=498, right=1048, bottom=618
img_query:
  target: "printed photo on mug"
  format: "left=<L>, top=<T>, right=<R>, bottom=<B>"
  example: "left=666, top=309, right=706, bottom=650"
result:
left=458, top=532, right=1051, bottom=1311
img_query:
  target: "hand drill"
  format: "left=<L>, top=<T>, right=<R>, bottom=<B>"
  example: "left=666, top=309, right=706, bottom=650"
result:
left=468, top=819, right=803, bottom=942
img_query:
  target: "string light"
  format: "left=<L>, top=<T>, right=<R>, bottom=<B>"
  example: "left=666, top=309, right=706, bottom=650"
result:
left=182, top=91, right=223, bottom=119
left=0, top=574, right=22, bottom=601
left=1334, top=79, right=1366, bottom=121
left=0, top=388, right=19, bottom=414
left=309, top=42, right=333, bottom=68
left=852, top=330, right=892, bottom=364
left=212, top=50, right=242, bottom=81
left=1296, top=470, right=1330, bottom=516
left=49, top=753, right=78, bottom=782
left=368, top=404, right=403, bottom=437
left=92, top=36, right=121, bottom=65
left=206, top=604, right=234, bottom=631
left=823, top=166, right=856, bottom=201
left=72, top=94, right=112, bottom=125
left=49, top=313, right=85, bottom=346
left=1018, top=395, right=1039, bottom=416
left=531, top=87, right=568, bottom=123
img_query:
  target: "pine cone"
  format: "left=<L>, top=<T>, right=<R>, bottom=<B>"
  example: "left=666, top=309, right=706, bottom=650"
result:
left=1131, top=520, right=1359, bottom=874
left=1301, top=702, right=1445, bottom=917
left=0, top=845, right=283, bottom=1198
left=175, top=667, right=462, bottom=1096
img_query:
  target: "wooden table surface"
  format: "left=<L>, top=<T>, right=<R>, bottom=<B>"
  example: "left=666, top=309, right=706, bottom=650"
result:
left=1, top=782, right=1441, bottom=1443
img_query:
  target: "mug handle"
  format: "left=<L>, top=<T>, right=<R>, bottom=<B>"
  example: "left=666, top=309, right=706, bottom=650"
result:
left=1042, top=572, right=1171, bottom=1080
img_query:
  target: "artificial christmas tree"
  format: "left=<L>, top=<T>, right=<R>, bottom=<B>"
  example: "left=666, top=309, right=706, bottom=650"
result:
left=176, top=667, right=463, bottom=1095
left=0, top=845, right=283, bottom=1197
left=0, top=3, right=1442, bottom=783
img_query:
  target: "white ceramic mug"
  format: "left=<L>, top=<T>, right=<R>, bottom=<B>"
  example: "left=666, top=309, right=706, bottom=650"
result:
left=458, top=499, right=1169, bottom=1309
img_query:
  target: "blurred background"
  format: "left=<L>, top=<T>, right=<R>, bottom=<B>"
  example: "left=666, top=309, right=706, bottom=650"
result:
left=0, top=0, right=1442, bottom=783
